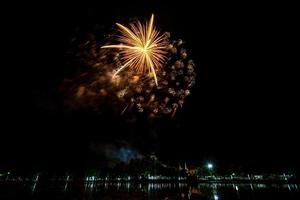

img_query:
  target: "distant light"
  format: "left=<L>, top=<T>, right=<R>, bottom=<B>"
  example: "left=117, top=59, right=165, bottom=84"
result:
left=214, top=194, right=219, bottom=200
left=207, top=163, right=213, bottom=169
left=235, top=185, right=239, bottom=191
left=35, top=175, right=39, bottom=182
left=7, top=172, right=11, bottom=175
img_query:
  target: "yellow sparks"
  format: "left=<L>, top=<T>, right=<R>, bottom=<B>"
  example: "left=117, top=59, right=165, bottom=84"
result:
left=101, top=14, right=168, bottom=86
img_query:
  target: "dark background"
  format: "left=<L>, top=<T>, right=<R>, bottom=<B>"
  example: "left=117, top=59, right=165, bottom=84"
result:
left=2, top=1, right=298, bottom=174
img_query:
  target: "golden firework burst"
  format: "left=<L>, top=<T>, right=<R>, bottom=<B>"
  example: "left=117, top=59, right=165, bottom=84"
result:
left=101, top=14, right=168, bottom=86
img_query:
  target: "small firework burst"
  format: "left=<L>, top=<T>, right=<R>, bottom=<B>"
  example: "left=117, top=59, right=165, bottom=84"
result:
left=102, top=14, right=168, bottom=86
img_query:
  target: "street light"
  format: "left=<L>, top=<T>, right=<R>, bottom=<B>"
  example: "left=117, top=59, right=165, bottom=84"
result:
left=207, top=163, right=213, bottom=170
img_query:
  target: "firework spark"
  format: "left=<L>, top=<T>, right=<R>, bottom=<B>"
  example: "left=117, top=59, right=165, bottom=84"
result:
left=101, top=14, right=168, bottom=86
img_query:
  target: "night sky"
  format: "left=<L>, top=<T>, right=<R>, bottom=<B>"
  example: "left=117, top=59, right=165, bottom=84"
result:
left=2, top=2, right=298, bottom=174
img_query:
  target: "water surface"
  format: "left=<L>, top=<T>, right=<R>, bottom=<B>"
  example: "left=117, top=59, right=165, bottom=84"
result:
left=0, top=182, right=299, bottom=199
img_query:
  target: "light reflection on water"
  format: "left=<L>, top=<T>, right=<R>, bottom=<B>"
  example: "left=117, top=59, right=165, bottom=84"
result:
left=53, top=182, right=300, bottom=199
left=2, top=182, right=299, bottom=200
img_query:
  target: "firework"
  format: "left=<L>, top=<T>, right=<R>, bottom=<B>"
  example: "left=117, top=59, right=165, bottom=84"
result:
left=101, top=14, right=168, bottom=86
left=62, top=15, right=196, bottom=119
